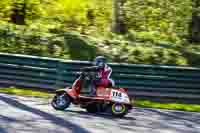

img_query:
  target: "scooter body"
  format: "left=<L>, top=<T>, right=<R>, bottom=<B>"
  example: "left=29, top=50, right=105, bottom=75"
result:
left=51, top=71, right=133, bottom=117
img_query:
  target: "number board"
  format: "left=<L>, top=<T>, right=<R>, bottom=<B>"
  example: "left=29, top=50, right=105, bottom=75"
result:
left=110, top=89, right=130, bottom=103
left=110, top=90, right=123, bottom=102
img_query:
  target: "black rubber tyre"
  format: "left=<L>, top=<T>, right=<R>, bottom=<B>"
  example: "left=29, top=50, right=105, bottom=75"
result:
left=110, top=103, right=128, bottom=117
left=51, top=93, right=71, bottom=110
left=86, top=104, right=98, bottom=113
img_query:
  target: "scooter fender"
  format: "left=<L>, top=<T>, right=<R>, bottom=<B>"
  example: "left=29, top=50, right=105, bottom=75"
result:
left=55, top=89, right=67, bottom=94
left=65, top=88, right=79, bottom=99
left=55, top=88, right=77, bottom=100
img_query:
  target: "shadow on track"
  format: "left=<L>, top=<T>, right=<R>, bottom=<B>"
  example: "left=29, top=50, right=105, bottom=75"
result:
left=134, top=108, right=200, bottom=132
left=0, top=126, right=8, bottom=133
left=66, top=109, right=136, bottom=121
left=0, top=115, right=21, bottom=123
left=0, top=95, right=91, bottom=133
left=0, top=115, right=18, bottom=133
left=143, top=108, right=200, bottom=125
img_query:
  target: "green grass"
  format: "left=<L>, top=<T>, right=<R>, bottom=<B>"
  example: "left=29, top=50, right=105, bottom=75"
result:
left=0, top=87, right=53, bottom=98
left=134, top=100, right=200, bottom=112
left=0, top=87, right=200, bottom=112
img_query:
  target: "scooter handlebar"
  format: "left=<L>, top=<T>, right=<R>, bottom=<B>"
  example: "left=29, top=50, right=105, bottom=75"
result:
left=80, top=66, right=100, bottom=72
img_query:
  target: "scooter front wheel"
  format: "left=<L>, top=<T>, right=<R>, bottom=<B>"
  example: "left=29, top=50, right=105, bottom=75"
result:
left=51, top=93, right=71, bottom=110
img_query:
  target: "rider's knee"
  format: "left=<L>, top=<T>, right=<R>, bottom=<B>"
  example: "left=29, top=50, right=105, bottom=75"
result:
left=108, top=79, right=115, bottom=87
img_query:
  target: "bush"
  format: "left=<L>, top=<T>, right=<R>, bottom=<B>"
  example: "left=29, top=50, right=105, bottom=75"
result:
left=101, top=40, right=188, bottom=65
left=180, top=44, right=200, bottom=67
left=0, top=23, right=64, bottom=57
left=0, top=23, right=102, bottom=60
left=64, top=32, right=100, bottom=61
left=0, top=23, right=199, bottom=67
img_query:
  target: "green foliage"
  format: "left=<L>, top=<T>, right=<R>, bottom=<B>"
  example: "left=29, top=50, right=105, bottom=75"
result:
left=64, top=32, right=99, bottom=60
left=0, top=0, right=12, bottom=21
left=0, top=23, right=100, bottom=60
left=0, top=0, right=200, bottom=67
left=124, top=0, right=192, bottom=44
left=39, top=0, right=112, bottom=35
left=97, top=36, right=188, bottom=65
left=0, top=0, right=194, bottom=40
left=0, top=23, right=64, bottom=57
left=180, top=44, right=200, bottom=67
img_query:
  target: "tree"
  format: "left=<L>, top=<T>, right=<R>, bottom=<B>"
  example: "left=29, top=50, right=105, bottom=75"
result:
left=10, top=1, right=26, bottom=25
left=189, top=0, right=200, bottom=43
left=112, top=0, right=127, bottom=34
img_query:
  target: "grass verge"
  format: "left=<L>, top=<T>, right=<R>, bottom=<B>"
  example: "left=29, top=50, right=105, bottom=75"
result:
left=0, top=87, right=200, bottom=112
left=134, top=100, right=200, bottom=112
left=0, top=87, right=53, bottom=98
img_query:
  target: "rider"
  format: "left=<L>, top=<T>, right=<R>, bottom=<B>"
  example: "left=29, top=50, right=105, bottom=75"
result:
left=90, top=56, right=115, bottom=96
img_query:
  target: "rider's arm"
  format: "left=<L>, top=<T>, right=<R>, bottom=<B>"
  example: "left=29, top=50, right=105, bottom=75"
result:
left=107, top=68, right=112, bottom=79
left=104, top=65, right=112, bottom=79
left=80, top=66, right=101, bottom=72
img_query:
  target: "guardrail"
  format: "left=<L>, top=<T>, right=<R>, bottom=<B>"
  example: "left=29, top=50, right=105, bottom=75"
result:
left=0, top=53, right=200, bottom=100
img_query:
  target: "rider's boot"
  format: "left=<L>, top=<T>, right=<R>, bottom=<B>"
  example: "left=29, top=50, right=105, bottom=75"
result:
left=89, top=83, right=96, bottom=97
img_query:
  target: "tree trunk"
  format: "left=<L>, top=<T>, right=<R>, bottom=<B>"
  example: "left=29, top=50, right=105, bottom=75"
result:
left=112, top=0, right=127, bottom=34
left=10, top=1, right=26, bottom=25
left=189, top=0, right=200, bottom=43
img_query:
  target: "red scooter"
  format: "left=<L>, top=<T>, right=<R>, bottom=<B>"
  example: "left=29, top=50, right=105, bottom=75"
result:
left=51, top=67, right=133, bottom=117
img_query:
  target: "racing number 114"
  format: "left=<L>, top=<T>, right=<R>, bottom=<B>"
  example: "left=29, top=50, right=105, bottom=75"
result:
left=112, top=91, right=122, bottom=98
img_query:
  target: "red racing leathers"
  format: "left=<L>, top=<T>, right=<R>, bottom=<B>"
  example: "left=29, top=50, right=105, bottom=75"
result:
left=96, top=64, right=114, bottom=87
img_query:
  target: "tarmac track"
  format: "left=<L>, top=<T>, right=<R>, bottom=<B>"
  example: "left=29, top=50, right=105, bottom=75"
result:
left=0, top=93, right=199, bottom=133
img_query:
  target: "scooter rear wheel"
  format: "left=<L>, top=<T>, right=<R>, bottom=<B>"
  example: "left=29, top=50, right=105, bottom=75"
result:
left=110, top=103, right=128, bottom=117
left=51, top=93, right=71, bottom=110
left=86, top=104, right=98, bottom=113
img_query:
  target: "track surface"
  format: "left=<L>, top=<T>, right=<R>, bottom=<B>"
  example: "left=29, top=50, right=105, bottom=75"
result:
left=0, top=93, right=200, bottom=133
